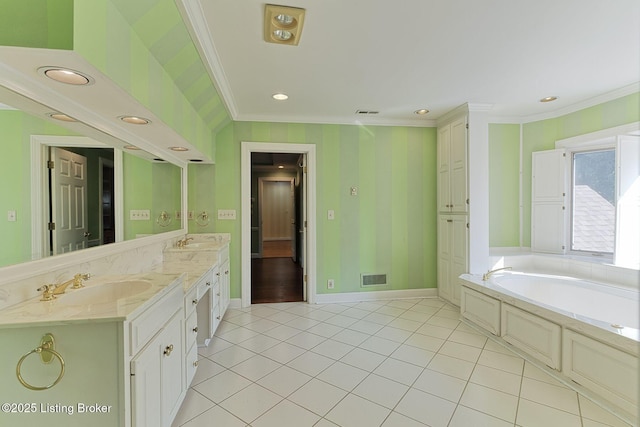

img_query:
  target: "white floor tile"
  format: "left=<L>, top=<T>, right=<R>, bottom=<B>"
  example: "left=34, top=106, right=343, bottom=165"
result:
left=412, top=368, right=466, bottom=403
left=229, top=354, right=281, bottom=381
left=438, top=340, right=482, bottom=363
left=311, top=339, right=355, bottom=360
left=251, top=399, right=320, bottom=427
left=243, top=318, right=280, bottom=333
left=427, top=353, right=475, bottom=380
left=331, top=328, right=370, bottom=346
left=192, top=370, right=251, bottom=403
left=285, top=316, right=321, bottom=331
left=340, top=306, right=373, bottom=319
left=459, top=383, right=518, bottom=423
left=520, top=377, right=579, bottom=415
left=288, top=378, right=348, bottom=416
left=314, top=419, right=340, bottom=427
left=477, top=348, right=524, bottom=375
left=261, top=341, right=307, bottom=364
left=426, top=315, right=460, bottom=329
left=324, top=313, right=359, bottom=328
left=516, top=398, right=582, bottom=427
left=179, top=405, right=246, bottom=427
left=236, top=333, right=280, bottom=353
left=446, top=329, right=487, bottom=348
left=390, top=344, right=435, bottom=367
left=522, top=361, right=565, bottom=386
left=218, top=383, right=282, bottom=424
left=415, top=322, right=454, bottom=340
left=190, top=357, right=225, bottom=386
left=373, top=357, right=423, bottom=386
left=363, top=311, right=397, bottom=325
left=375, top=305, right=407, bottom=317
left=266, top=311, right=301, bottom=324
left=316, top=361, right=369, bottom=391
left=353, top=374, right=409, bottom=409
left=347, top=319, right=385, bottom=334
left=469, top=363, right=522, bottom=396
left=449, top=405, right=514, bottom=427
left=325, top=393, right=391, bottom=427
left=287, top=351, right=335, bottom=377
left=285, top=330, right=327, bottom=350
left=359, top=335, right=401, bottom=356
left=578, top=395, right=632, bottom=427
left=306, top=322, right=343, bottom=338
left=171, top=389, right=215, bottom=427
left=398, top=310, right=433, bottom=323
left=198, top=336, right=233, bottom=357
left=395, top=388, right=457, bottom=427
left=262, top=324, right=303, bottom=341
left=387, top=300, right=417, bottom=310
left=211, top=345, right=256, bottom=368
left=404, top=332, right=445, bottom=352
left=375, top=326, right=414, bottom=343
left=257, top=365, right=312, bottom=397
left=340, top=347, right=387, bottom=372
left=381, top=411, right=429, bottom=426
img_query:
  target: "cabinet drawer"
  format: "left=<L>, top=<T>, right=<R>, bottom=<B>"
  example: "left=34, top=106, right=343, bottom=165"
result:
left=129, top=284, right=183, bottom=356
left=197, top=270, right=213, bottom=297
left=185, top=344, right=199, bottom=388
left=184, top=283, right=199, bottom=316
left=185, top=310, right=198, bottom=351
left=211, top=303, right=221, bottom=335
left=460, top=286, right=500, bottom=335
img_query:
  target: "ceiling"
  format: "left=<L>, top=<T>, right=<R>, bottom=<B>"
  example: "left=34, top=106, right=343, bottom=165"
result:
left=179, top=0, right=640, bottom=127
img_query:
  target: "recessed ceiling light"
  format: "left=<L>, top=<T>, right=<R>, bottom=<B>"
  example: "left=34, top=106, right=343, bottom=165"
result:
left=169, top=146, right=189, bottom=152
left=48, top=112, right=77, bottom=122
left=120, top=116, right=151, bottom=125
left=273, top=29, right=293, bottom=41
left=39, top=67, right=93, bottom=85
left=273, top=93, right=289, bottom=101
left=278, top=165, right=284, bottom=169
left=123, top=145, right=141, bottom=150
left=414, top=109, right=430, bottom=115
left=540, top=96, right=558, bottom=103
left=274, top=13, right=295, bottom=26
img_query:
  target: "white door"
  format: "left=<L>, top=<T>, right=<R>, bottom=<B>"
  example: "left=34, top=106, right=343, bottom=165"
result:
left=301, top=156, right=308, bottom=301
left=289, top=179, right=297, bottom=262
left=50, top=147, right=89, bottom=255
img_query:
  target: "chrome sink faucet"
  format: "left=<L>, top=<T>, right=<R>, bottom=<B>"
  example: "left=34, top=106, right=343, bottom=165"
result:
left=37, top=273, right=91, bottom=301
left=482, top=266, right=512, bottom=281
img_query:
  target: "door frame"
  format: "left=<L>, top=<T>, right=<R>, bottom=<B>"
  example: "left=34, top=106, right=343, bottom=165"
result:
left=241, top=142, right=316, bottom=307
left=30, top=135, right=123, bottom=261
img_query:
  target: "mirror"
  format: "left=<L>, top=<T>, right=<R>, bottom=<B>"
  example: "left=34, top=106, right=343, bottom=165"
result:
left=0, top=98, right=183, bottom=268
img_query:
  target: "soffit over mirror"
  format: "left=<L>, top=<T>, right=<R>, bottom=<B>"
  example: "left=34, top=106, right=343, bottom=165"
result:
left=0, top=47, right=207, bottom=268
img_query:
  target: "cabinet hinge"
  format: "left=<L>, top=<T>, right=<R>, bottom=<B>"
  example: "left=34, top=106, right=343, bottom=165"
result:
left=562, top=206, right=565, bottom=210
left=304, top=220, right=307, bottom=228
left=562, top=245, right=566, bottom=250
left=304, top=275, right=307, bottom=283
left=465, top=123, right=469, bottom=129
left=303, top=166, right=307, bottom=173
left=47, top=160, right=55, bottom=169
left=563, top=153, right=566, bottom=157
left=466, top=198, right=469, bottom=204
left=467, top=223, right=469, bottom=229
left=48, top=222, right=56, bottom=231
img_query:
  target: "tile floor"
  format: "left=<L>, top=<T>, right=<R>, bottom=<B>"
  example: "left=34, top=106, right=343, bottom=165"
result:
left=171, top=299, right=632, bottom=427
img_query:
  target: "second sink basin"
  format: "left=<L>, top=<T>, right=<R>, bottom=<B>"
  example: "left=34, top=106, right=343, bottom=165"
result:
left=61, top=280, right=153, bottom=305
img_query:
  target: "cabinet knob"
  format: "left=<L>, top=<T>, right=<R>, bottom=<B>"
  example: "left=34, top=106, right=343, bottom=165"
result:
left=164, top=344, right=174, bottom=356
left=193, top=326, right=198, bottom=333
left=216, top=272, right=220, bottom=277
left=193, top=361, right=199, bottom=367
left=206, top=281, right=211, bottom=286
left=225, top=270, right=229, bottom=275
left=216, top=315, right=221, bottom=320
left=192, top=298, right=198, bottom=305
left=216, top=292, right=220, bottom=296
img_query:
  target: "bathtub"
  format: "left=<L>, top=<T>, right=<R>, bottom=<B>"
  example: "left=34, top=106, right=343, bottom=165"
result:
left=459, top=271, right=639, bottom=421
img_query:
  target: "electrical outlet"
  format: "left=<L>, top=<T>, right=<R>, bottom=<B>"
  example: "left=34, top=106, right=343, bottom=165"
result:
left=175, top=211, right=182, bottom=220
left=327, top=210, right=335, bottom=220
left=327, top=279, right=335, bottom=289
left=187, top=211, right=194, bottom=220
left=218, top=209, right=236, bottom=220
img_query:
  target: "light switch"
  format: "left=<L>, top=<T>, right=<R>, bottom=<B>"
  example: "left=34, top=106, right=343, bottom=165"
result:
left=328, top=210, right=335, bottom=220
left=7, top=210, right=16, bottom=222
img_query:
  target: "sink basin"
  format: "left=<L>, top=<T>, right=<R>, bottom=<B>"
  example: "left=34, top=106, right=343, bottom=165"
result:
left=60, top=280, right=153, bottom=305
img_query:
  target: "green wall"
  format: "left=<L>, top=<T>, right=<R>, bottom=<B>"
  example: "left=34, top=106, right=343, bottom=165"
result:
left=488, top=123, right=521, bottom=247
left=213, top=121, right=438, bottom=299
left=187, top=164, right=216, bottom=234
left=0, top=0, right=73, bottom=49
left=0, top=110, right=81, bottom=266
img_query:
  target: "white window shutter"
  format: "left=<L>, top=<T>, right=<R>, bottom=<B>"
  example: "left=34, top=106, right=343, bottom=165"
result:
left=615, top=136, right=640, bottom=268
left=532, top=149, right=567, bottom=253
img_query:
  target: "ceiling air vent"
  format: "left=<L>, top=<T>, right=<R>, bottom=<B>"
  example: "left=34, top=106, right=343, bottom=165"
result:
left=355, top=110, right=379, bottom=115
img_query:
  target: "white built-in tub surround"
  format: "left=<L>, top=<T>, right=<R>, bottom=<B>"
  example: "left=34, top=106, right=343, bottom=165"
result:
left=459, top=251, right=639, bottom=424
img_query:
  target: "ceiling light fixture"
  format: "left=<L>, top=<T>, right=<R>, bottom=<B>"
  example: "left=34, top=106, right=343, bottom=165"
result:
left=540, top=96, right=558, bottom=103
left=123, top=145, right=141, bottom=150
left=264, top=4, right=305, bottom=46
left=39, top=67, right=93, bottom=85
left=414, top=109, right=430, bottom=115
left=169, top=146, right=189, bottom=152
left=48, top=112, right=77, bottom=122
left=272, top=93, right=289, bottom=101
left=120, top=116, right=151, bottom=125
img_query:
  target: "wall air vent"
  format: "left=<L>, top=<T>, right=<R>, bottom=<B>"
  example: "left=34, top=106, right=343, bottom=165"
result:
left=361, top=273, right=388, bottom=288
left=355, top=110, right=379, bottom=115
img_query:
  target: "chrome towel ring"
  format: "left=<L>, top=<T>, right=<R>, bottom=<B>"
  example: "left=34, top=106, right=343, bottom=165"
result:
left=16, top=333, right=65, bottom=391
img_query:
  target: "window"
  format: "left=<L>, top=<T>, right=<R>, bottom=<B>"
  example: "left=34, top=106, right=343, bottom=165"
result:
left=570, top=149, right=615, bottom=254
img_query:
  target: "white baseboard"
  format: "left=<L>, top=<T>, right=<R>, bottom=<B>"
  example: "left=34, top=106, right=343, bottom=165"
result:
left=313, top=288, right=438, bottom=304
left=229, top=298, right=242, bottom=309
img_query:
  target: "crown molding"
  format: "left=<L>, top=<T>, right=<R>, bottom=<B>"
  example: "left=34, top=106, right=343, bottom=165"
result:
left=176, top=0, right=239, bottom=120
left=236, top=113, right=438, bottom=128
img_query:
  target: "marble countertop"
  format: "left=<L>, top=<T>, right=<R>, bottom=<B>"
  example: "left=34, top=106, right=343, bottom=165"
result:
left=0, top=272, right=183, bottom=328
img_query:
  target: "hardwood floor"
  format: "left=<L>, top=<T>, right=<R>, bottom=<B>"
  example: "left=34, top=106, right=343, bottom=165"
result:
left=251, top=257, right=303, bottom=304
left=262, top=240, right=293, bottom=258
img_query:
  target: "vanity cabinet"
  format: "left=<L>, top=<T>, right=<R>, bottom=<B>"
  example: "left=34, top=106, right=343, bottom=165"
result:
left=437, top=114, right=469, bottom=306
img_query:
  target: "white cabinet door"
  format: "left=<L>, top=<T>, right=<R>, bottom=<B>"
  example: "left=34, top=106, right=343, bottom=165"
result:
left=438, top=125, right=452, bottom=212
left=438, top=215, right=468, bottom=306
left=437, top=216, right=452, bottom=302
left=131, top=310, right=183, bottom=427
left=450, top=117, right=468, bottom=213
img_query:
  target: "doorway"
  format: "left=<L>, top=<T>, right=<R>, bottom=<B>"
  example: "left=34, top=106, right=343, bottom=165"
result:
left=241, top=142, right=317, bottom=308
